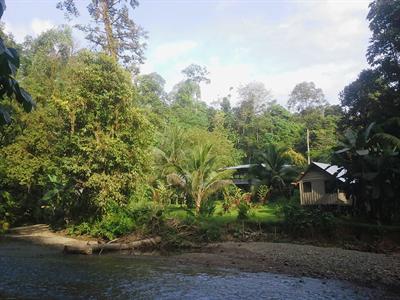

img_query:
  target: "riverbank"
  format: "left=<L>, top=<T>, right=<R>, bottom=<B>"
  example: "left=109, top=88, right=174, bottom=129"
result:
left=2, top=239, right=397, bottom=299
left=4, top=224, right=99, bottom=249
left=175, top=242, right=400, bottom=293
left=3, top=224, right=400, bottom=294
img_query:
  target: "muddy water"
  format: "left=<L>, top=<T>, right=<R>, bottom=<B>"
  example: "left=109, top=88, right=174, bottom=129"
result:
left=0, top=239, right=393, bottom=299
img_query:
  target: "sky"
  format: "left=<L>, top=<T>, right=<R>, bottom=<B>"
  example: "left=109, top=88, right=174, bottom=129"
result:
left=2, top=0, right=372, bottom=106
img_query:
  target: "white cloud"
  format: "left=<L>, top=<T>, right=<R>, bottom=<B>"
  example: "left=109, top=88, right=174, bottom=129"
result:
left=202, top=1, right=370, bottom=105
left=31, top=18, right=54, bottom=36
left=141, top=1, right=371, bottom=107
left=151, top=40, right=198, bottom=64
left=4, top=18, right=55, bottom=42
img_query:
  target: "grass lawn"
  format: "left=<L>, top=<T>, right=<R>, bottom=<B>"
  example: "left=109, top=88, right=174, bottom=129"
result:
left=164, top=201, right=282, bottom=225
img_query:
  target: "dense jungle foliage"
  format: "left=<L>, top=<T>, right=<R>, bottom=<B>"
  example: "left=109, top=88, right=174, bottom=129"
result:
left=0, top=0, right=399, bottom=238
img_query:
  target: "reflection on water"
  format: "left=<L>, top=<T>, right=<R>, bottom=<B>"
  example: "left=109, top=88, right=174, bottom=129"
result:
left=0, top=239, right=390, bottom=299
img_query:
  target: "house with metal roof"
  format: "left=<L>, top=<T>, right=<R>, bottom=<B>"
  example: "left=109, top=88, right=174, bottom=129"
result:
left=297, top=162, right=351, bottom=206
left=224, top=164, right=264, bottom=190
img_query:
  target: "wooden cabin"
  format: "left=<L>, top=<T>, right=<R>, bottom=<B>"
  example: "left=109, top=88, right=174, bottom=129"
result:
left=297, top=162, right=351, bottom=206
left=224, top=164, right=263, bottom=191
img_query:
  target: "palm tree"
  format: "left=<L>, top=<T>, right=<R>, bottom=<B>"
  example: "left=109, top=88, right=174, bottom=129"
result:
left=167, top=144, right=233, bottom=213
left=253, top=145, right=298, bottom=197
left=154, top=126, right=186, bottom=177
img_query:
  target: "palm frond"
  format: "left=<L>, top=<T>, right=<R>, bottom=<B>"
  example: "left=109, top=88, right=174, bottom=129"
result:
left=372, top=133, right=400, bottom=149
left=204, top=179, right=233, bottom=199
left=364, top=122, right=376, bottom=142
left=166, top=173, right=186, bottom=189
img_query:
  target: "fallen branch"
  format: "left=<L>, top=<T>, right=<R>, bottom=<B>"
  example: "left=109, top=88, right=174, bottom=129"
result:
left=63, top=236, right=161, bottom=255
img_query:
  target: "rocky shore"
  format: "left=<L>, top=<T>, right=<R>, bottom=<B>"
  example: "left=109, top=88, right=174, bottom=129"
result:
left=174, top=241, right=400, bottom=293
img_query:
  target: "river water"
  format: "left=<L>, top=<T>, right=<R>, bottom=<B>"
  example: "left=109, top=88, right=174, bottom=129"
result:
left=0, top=239, right=394, bottom=299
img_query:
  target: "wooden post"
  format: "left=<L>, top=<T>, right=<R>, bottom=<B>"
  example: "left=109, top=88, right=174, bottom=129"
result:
left=307, top=128, right=311, bottom=165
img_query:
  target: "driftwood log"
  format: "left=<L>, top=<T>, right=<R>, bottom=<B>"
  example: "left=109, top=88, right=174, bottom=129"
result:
left=63, top=236, right=162, bottom=255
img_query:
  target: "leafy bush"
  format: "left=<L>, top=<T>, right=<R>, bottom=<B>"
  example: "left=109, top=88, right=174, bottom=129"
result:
left=128, top=200, right=164, bottom=233
left=199, top=199, right=216, bottom=217
left=256, top=185, right=270, bottom=204
left=68, top=200, right=164, bottom=240
left=198, top=220, right=222, bottom=241
left=237, top=200, right=251, bottom=220
left=151, top=181, right=173, bottom=206
left=222, top=186, right=242, bottom=214
left=0, top=191, right=18, bottom=230
left=91, top=212, right=136, bottom=240
left=279, top=201, right=336, bottom=237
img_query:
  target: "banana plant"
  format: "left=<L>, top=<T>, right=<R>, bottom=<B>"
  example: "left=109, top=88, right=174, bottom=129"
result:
left=335, top=120, right=400, bottom=223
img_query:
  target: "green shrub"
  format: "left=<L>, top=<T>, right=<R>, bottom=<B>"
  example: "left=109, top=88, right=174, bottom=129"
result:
left=257, top=185, right=270, bottom=204
left=151, top=181, right=174, bottom=206
left=199, top=199, right=216, bottom=217
left=199, top=220, right=221, bottom=241
left=68, top=200, right=164, bottom=240
left=237, top=200, right=251, bottom=220
left=0, top=191, right=18, bottom=230
left=93, top=212, right=136, bottom=240
left=279, top=201, right=336, bottom=237
left=128, top=200, right=164, bottom=232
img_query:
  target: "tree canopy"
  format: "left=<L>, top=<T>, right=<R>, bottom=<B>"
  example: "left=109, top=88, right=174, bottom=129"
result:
left=57, top=0, right=147, bottom=71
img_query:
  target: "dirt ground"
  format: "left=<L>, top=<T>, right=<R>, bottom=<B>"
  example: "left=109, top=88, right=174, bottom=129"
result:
left=4, top=224, right=99, bottom=249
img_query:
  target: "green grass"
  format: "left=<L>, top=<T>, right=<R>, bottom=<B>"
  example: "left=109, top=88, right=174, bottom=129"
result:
left=164, top=201, right=282, bottom=225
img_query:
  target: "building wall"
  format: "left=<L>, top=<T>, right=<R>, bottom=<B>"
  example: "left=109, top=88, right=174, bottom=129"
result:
left=299, top=169, right=351, bottom=206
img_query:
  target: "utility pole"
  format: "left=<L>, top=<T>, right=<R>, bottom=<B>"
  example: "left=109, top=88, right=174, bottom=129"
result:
left=307, top=128, right=311, bottom=165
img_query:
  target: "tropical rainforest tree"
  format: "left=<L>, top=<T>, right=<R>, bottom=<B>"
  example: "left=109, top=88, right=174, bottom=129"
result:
left=0, top=51, right=154, bottom=224
left=57, top=0, right=146, bottom=71
left=287, top=81, right=328, bottom=114
left=367, top=0, right=400, bottom=87
left=341, top=0, right=399, bottom=134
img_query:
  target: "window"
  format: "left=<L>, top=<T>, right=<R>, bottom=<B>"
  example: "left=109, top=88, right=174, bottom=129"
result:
left=303, top=181, right=312, bottom=193
left=324, top=180, right=336, bottom=194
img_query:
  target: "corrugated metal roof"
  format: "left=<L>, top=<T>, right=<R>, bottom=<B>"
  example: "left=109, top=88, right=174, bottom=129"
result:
left=224, top=163, right=266, bottom=170
left=312, top=162, right=347, bottom=182
left=224, top=164, right=254, bottom=170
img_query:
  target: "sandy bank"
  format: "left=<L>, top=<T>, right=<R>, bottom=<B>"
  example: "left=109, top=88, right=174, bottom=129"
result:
left=4, top=224, right=98, bottom=249
left=173, top=242, right=400, bottom=292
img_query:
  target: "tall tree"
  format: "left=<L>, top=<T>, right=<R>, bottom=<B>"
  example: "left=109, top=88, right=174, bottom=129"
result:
left=1, top=51, right=154, bottom=224
left=340, top=69, right=393, bottom=130
left=181, top=64, right=211, bottom=85
left=237, top=81, right=274, bottom=116
left=170, top=64, right=210, bottom=103
left=287, top=81, right=328, bottom=113
left=57, top=0, right=146, bottom=71
left=340, top=0, right=400, bottom=134
left=234, top=82, right=275, bottom=161
left=20, top=26, right=74, bottom=104
left=367, top=0, right=400, bottom=87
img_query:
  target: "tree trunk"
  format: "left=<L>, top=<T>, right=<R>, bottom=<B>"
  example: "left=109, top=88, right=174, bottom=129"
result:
left=63, top=236, right=161, bottom=255
left=100, top=0, right=118, bottom=59
left=195, top=194, right=202, bottom=214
